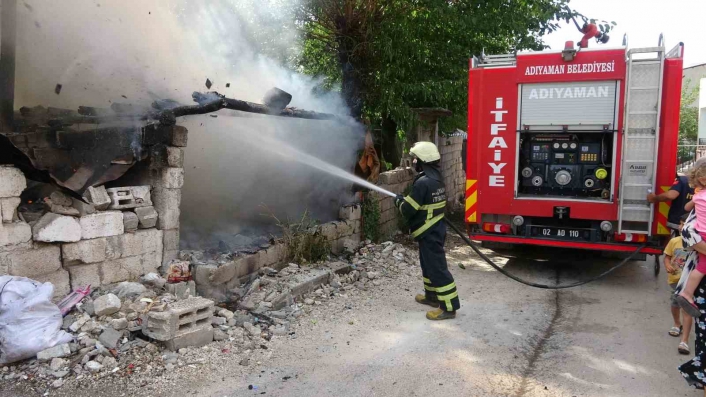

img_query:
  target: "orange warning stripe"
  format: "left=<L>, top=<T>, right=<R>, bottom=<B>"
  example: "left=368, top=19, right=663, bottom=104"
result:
left=656, top=186, right=670, bottom=235
left=465, top=180, right=478, bottom=223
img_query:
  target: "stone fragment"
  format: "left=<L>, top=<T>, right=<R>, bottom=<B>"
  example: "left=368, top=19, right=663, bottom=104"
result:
left=106, top=186, right=152, bottom=210
left=213, top=329, right=228, bottom=341
left=111, top=318, right=128, bottom=330
left=50, top=191, right=72, bottom=206
left=33, top=213, right=81, bottom=242
left=134, top=206, right=158, bottom=229
left=71, top=198, right=95, bottom=216
left=50, top=358, right=67, bottom=371
left=0, top=197, right=20, bottom=222
left=212, top=317, right=227, bottom=326
left=84, top=186, right=111, bottom=210
left=85, top=361, right=103, bottom=373
left=98, top=328, right=122, bottom=349
left=0, top=222, right=32, bottom=246
left=164, top=327, right=213, bottom=351
left=4, top=244, right=61, bottom=278
left=217, top=308, right=234, bottom=320
left=102, top=356, right=117, bottom=370
left=122, top=211, right=138, bottom=231
left=94, top=294, right=121, bottom=316
left=80, top=211, right=124, bottom=239
left=37, top=344, right=71, bottom=361
left=0, top=166, right=26, bottom=198
left=52, top=379, right=64, bottom=388
left=50, top=204, right=80, bottom=217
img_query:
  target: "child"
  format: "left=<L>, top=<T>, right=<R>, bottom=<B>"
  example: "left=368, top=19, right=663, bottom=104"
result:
left=665, top=214, right=692, bottom=354
left=677, top=162, right=706, bottom=318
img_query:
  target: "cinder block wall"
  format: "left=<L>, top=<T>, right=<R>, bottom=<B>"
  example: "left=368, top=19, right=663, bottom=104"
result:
left=438, top=136, right=465, bottom=211
left=0, top=124, right=188, bottom=299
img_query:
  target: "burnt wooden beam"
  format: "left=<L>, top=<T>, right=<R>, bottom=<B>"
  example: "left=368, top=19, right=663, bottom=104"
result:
left=191, top=91, right=341, bottom=121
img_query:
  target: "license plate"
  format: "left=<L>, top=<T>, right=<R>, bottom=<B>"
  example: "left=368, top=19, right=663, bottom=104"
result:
left=529, top=226, right=591, bottom=240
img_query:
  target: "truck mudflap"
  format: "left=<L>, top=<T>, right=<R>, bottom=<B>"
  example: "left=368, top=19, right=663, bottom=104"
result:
left=470, top=234, right=662, bottom=255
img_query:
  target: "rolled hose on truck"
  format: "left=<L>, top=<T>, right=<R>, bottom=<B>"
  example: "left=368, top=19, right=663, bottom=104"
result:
left=443, top=218, right=648, bottom=290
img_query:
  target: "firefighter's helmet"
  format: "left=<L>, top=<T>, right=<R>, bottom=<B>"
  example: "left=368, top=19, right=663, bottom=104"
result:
left=409, top=141, right=441, bottom=163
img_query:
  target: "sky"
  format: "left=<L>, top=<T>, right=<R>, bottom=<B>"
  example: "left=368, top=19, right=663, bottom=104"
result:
left=543, top=0, right=706, bottom=68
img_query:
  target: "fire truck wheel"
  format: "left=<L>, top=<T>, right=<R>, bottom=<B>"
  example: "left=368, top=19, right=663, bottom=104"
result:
left=654, top=255, right=660, bottom=277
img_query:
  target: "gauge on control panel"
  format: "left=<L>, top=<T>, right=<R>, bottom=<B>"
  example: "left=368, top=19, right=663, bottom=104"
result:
left=570, top=143, right=577, bottom=149
left=561, top=143, right=568, bottom=149
left=553, top=143, right=560, bottom=149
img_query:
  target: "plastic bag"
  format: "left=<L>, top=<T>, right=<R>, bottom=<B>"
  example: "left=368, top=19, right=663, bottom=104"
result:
left=0, top=276, right=73, bottom=365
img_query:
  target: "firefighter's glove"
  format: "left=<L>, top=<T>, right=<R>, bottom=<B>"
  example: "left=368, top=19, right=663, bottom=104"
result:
left=395, top=195, right=404, bottom=208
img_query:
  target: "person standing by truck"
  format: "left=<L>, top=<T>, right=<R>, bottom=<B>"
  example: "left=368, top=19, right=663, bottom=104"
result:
left=647, top=174, right=695, bottom=236
left=395, top=141, right=460, bottom=320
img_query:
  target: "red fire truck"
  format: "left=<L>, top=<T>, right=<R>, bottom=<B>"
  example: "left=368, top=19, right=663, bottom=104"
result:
left=465, top=37, right=684, bottom=259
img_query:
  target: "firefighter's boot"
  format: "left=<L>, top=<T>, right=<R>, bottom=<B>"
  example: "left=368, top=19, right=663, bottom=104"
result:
left=415, top=294, right=439, bottom=308
left=426, top=308, right=456, bottom=321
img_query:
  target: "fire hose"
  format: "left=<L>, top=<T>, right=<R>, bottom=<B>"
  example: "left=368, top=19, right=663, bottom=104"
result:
left=443, top=218, right=648, bottom=290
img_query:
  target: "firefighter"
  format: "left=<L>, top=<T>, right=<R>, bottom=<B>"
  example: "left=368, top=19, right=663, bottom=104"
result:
left=395, top=141, right=460, bottom=320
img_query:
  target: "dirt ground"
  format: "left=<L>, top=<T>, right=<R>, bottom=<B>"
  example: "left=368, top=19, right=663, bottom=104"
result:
left=2, top=232, right=699, bottom=397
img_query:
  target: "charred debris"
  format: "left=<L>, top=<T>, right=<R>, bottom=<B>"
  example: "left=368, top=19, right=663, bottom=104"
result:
left=0, top=88, right=345, bottom=197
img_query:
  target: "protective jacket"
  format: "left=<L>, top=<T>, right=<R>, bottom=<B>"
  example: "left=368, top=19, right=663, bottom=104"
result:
left=397, top=163, right=447, bottom=240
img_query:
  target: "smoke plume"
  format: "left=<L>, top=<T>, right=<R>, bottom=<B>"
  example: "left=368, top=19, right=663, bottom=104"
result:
left=13, top=0, right=362, bottom=249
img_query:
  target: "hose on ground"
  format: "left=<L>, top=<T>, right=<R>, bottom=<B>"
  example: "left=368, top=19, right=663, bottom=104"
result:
left=443, top=218, right=648, bottom=290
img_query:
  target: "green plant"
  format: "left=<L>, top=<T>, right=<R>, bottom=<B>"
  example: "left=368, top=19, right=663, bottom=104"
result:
left=362, top=192, right=381, bottom=243
left=265, top=208, right=330, bottom=264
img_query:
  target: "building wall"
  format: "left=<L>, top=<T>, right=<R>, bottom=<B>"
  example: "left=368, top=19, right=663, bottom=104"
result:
left=0, top=124, right=188, bottom=300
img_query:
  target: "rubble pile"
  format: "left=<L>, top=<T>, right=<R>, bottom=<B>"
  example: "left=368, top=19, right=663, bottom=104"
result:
left=0, top=239, right=419, bottom=394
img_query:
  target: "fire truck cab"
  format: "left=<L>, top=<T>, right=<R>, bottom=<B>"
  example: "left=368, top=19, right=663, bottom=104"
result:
left=465, top=38, right=684, bottom=257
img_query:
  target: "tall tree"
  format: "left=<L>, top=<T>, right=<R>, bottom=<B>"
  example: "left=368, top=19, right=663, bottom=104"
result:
left=680, top=79, right=700, bottom=145
left=295, top=0, right=614, bottom=166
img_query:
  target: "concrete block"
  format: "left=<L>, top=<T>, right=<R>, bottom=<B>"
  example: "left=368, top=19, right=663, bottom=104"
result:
left=209, top=255, right=258, bottom=285
left=3, top=222, right=32, bottom=245
left=141, top=296, right=214, bottom=341
left=152, top=187, right=181, bottom=230
left=100, top=256, right=143, bottom=284
left=169, top=125, right=188, bottom=147
left=71, top=198, right=95, bottom=216
left=122, top=211, right=138, bottom=232
left=155, top=168, right=184, bottom=189
left=84, top=186, right=111, bottom=211
left=35, top=269, right=71, bottom=299
left=67, top=264, right=101, bottom=290
left=339, top=204, right=362, bottom=221
left=94, top=294, right=121, bottom=316
left=62, top=238, right=107, bottom=266
left=0, top=197, right=20, bottom=222
left=0, top=166, right=26, bottom=198
left=164, top=326, right=213, bottom=351
left=106, top=229, right=163, bottom=259
left=135, top=206, right=158, bottom=229
left=37, top=344, right=71, bottom=361
left=106, top=186, right=152, bottom=210
left=165, top=280, right=196, bottom=299
left=163, top=229, right=179, bottom=251
left=80, top=212, right=124, bottom=239
left=141, top=250, right=163, bottom=275
left=193, top=264, right=217, bottom=286
left=166, top=147, right=184, bottom=167
left=34, top=213, right=81, bottom=244
left=2, top=244, right=61, bottom=278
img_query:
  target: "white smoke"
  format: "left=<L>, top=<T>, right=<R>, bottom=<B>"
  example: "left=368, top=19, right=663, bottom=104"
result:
left=14, top=0, right=362, bottom=249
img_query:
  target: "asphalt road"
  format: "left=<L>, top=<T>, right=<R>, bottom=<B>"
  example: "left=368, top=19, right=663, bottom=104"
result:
left=207, top=237, right=699, bottom=397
